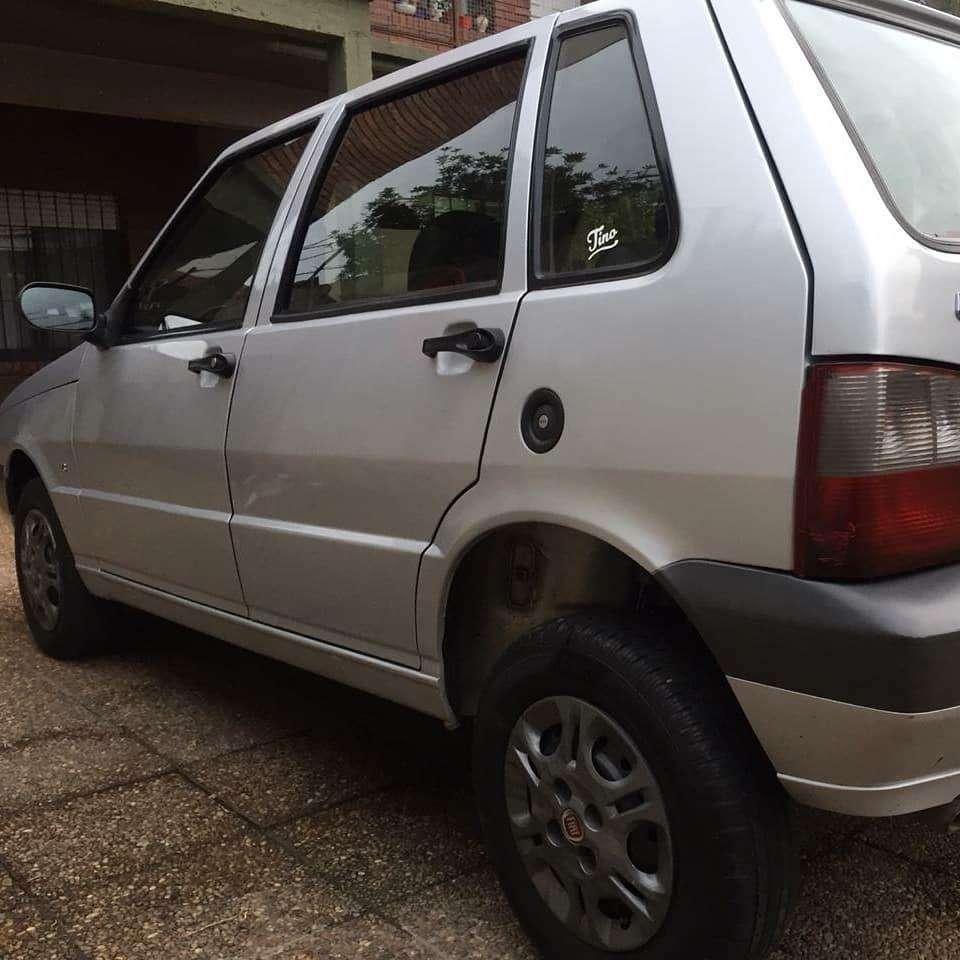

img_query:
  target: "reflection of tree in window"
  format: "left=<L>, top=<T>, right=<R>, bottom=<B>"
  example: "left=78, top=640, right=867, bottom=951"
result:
left=301, top=146, right=509, bottom=302
left=284, top=55, right=524, bottom=314
left=539, top=25, right=669, bottom=277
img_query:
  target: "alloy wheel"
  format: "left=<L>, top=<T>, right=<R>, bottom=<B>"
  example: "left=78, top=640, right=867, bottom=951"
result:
left=505, top=695, right=673, bottom=952
left=19, top=508, right=62, bottom=631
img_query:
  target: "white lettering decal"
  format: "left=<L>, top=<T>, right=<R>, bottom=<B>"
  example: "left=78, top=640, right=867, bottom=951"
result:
left=586, top=224, right=619, bottom=261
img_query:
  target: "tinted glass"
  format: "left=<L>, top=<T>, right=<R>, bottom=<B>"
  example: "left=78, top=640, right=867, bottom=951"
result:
left=282, top=54, right=525, bottom=315
left=126, top=132, right=311, bottom=336
left=789, top=1, right=960, bottom=241
left=538, top=24, right=669, bottom=278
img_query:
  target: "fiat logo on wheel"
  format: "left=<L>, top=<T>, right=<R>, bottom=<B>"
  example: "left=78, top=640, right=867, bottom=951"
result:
left=560, top=809, right=585, bottom=844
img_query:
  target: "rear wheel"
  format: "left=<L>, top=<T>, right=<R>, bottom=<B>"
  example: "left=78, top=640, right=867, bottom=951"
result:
left=473, top=612, right=794, bottom=960
left=14, top=477, right=113, bottom=659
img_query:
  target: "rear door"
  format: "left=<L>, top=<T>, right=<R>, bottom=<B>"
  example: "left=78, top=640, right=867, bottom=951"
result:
left=226, top=23, right=552, bottom=664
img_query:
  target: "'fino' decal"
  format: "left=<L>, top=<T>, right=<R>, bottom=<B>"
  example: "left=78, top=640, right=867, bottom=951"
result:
left=587, top=224, right=619, bottom=261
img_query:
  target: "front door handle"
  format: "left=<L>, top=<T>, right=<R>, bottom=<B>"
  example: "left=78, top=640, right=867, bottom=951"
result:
left=187, top=351, right=236, bottom=378
left=422, top=328, right=504, bottom=364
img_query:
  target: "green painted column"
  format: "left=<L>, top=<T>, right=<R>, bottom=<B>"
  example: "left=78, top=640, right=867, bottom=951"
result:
left=323, top=0, right=373, bottom=94
left=137, top=0, right=374, bottom=95
left=329, top=24, right=374, bottom=94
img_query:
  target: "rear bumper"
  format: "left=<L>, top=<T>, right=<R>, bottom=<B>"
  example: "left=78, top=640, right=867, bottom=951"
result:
left=659, top=561, right=960, bottom=816
left=730, top=678, right=960, bottom=816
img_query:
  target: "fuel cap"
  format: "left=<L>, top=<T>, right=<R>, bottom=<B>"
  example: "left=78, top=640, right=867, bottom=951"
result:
left=521, top=388, right=564, bottom=454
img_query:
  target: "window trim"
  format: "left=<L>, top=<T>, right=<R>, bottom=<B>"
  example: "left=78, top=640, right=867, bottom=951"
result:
left=529, top=11, right=680, bottom=290
left=779, top=0, right=960, bottom=255
left=115, top=120, right=318, bottom=347
left=271, top=41, right=534, bottom=325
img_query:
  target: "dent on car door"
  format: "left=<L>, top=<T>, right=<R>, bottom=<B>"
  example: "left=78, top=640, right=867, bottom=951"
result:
left=70, top=129, right=315, bottom=612
left=225, top=30, right=550, bottom=665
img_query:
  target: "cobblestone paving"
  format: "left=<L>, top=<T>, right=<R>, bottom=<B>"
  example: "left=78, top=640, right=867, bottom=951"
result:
left=1, top=519, right=959, bottom=959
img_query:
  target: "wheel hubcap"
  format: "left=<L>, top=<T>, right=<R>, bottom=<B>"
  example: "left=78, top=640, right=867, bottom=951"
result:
left=19, top=509, right=62, bottom=631
left=505, top=696, right=673, bottom=952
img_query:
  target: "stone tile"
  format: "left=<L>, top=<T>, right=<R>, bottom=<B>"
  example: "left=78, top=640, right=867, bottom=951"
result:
left=33, top=636, right=222, bottom=714
left=30, top=612, right=293, bottom=719
left=91, top=679, right=311, bottom=765
left=860, top=812, right=960, bottom=874
left=259, top=915, right=437, bottom=960
left=780, top=840, right=960, bottom=959
left=0, top=773, right=243, bottom=898
left=55, top=833, right=357, bottom=960
left=0, top=669, right=101, bottom=748
left=793, top=805, right=867, bottom=863
left=0, top=887, right=78, bottom=960
left=0, top=733, right=169, bottom=812
left=188, top=728, right=407, bottom=828
left=0, top=520, right=25, bottom=623
left=0, top=616, right=46, bottom=676
left=277, top=784, right=486, bottom=908
left=349, top=710, right=474, bottom=796
left=389, top=868, right=536, bottom=960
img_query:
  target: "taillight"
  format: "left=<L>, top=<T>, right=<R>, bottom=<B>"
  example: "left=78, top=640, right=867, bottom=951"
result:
left=795, top=361, right=960, bottom=580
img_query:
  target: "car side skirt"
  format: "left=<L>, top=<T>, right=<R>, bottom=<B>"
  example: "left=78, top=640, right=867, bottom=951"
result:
left=79, top=565, right=453, bottom=722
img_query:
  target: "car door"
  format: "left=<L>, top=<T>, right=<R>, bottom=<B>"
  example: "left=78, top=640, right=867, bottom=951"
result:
left=69, top=126, right=317, bottom=613
left=226, top=23, right=552, bottom=665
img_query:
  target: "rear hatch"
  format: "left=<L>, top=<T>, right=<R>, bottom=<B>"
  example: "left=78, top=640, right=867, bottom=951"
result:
left=786, top=0, right=960, bottom=249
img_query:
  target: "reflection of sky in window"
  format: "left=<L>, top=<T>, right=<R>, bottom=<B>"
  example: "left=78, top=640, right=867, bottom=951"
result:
left=546, top=36, right=657, bottom=179
left=295, top=102, right=516, bottom=281
left=791, top=1, right=960, bottom=238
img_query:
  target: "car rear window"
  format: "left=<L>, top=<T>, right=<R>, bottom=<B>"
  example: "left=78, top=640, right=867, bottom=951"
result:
left=788, top=0, right=960, bottom=244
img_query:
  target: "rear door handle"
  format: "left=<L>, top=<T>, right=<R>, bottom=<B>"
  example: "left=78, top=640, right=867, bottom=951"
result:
left=187, top=351, right=236, bottom=378
left=422, top=328, right=504, bottom=363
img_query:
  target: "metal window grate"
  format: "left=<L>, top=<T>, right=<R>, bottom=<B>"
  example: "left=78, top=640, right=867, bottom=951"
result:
left=0, top=189, right=125, bottom=356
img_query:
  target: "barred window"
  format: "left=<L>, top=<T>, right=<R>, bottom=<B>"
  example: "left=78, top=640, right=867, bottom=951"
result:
left=0, top=190, right=125, bottom=353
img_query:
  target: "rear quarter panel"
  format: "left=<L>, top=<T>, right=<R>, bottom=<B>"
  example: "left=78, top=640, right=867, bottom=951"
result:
left=418, top=0, right=811, bottom=663
left=713, top=0, right=960, bottom=366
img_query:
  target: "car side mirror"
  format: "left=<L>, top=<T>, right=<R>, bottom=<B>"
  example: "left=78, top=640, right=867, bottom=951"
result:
left=17, top=283, right=97, bottom=335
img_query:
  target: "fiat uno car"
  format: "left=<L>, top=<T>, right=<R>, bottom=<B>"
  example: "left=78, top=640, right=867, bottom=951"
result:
left=6, top=0, right=960, bottom=956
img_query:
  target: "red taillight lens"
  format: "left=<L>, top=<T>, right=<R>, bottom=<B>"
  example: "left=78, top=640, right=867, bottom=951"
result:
left=795, top=362, right=960, bottom=579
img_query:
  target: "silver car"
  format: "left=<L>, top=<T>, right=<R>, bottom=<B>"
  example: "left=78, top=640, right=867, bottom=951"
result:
left=6, top=0, right=960, bottom=955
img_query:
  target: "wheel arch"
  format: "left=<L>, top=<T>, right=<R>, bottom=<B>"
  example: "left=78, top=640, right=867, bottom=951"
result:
left=5, top=448, right=42, bottom=515
left=437, top=520, right=723, bottom=720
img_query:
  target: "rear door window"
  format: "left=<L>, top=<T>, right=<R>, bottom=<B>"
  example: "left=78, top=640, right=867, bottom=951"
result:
left=278, top=52, right=527, bottom=317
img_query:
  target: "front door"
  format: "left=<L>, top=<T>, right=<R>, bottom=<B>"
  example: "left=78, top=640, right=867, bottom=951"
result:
left=70, top=129, right=314, bottom=612
left=226, top=27, right=550, bottom=664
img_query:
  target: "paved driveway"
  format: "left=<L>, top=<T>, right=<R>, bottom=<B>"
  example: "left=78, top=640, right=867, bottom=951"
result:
left=2, top=520, right=960, bottom=959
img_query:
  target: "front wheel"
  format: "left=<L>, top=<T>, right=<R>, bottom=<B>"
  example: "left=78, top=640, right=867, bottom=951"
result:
left=473, top=612, right=794, bottom=960
left=14, top=477, right=113, bottom=659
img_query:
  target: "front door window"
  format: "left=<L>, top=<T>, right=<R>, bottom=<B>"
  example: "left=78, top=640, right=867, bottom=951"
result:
left=125, top=131, right=313, bottom=338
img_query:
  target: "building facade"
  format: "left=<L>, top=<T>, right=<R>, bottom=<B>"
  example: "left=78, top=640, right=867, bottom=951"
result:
left=0, top=0, right=556, bottom=377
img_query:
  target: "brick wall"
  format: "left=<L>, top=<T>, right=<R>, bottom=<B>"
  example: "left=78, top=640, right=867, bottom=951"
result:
left=371, top=0, right=531, bottom=57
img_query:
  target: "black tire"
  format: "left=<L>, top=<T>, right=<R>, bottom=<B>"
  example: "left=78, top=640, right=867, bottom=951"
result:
left=14, top=477, right=112, bottom=659
left=473, top=611, right=794, bottom=960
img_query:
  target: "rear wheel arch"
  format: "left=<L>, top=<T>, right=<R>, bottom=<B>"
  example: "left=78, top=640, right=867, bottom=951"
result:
left=439, top=521, right=729, bottom=720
